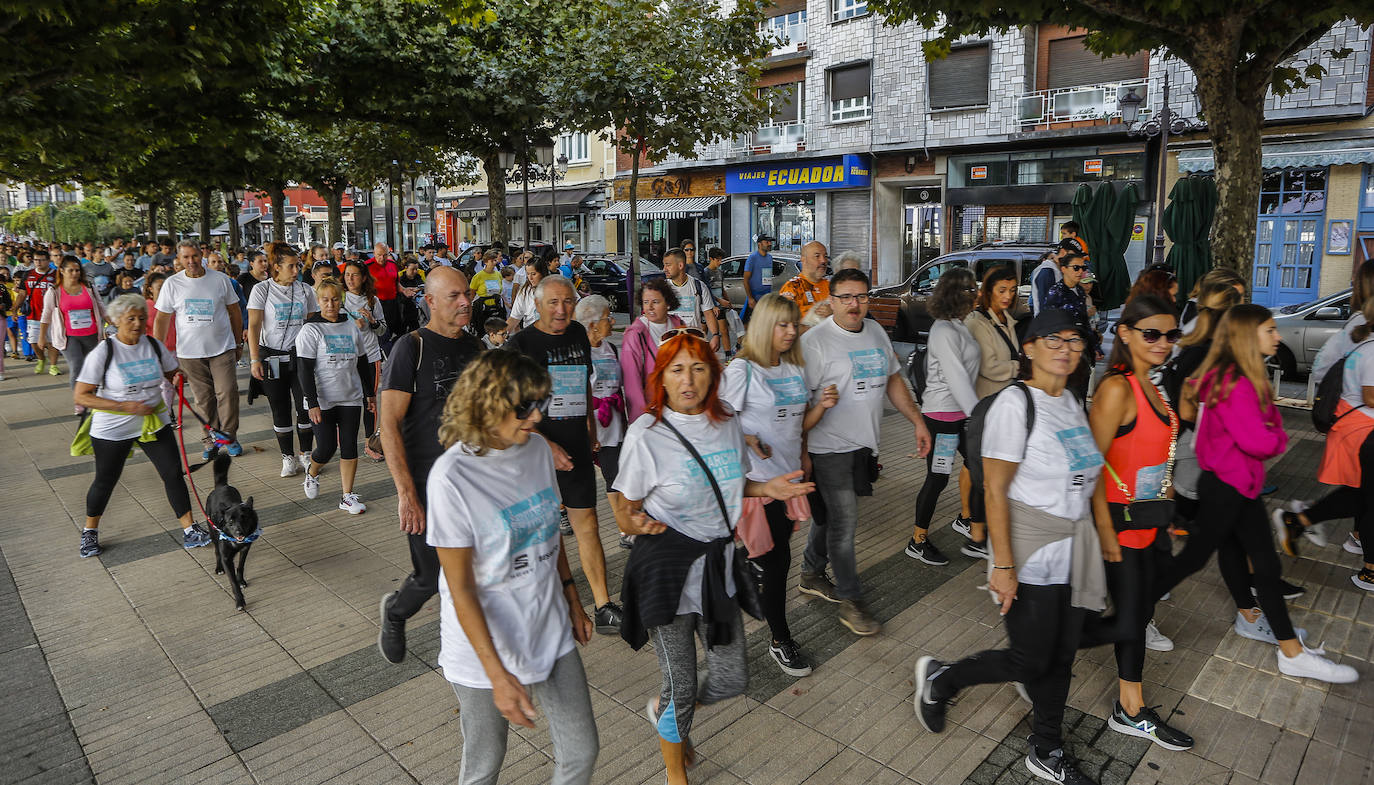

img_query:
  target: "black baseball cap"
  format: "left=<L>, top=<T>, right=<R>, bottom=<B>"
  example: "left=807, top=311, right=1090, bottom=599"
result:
left=1023, top=309, right=1089, bottom=344
left=757, top=234, right=775, bottom=243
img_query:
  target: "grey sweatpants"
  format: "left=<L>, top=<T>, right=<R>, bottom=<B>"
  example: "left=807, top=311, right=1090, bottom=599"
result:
left=62, top=333, right=100, bottom=391
left=450, top=650, right=598, bottom=785
left=650, top=611, right=748, bottom=744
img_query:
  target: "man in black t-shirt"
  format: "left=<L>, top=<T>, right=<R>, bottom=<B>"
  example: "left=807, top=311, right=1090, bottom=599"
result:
left=376, top=266, right=484, bottom=664
left=503, top=275, right=623, bottom=634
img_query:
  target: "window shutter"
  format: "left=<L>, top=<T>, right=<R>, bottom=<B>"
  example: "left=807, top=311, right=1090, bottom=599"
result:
left=830, top=192, right=870, bottom=262
left=767, top=83, right=799, bottom=123
left=1047, top=37, right=1146, bottom=89
left=927, top=45, right=990, bottom=109
left=830, top=63, right=871, bottom=102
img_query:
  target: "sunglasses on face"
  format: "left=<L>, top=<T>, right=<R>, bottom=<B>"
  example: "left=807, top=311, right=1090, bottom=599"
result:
left=513, top=396, right=551, bottom=420
left=1127, top=326, right=1184, bottom=344
left=1067, top=265, right=1089, bottom=272
left=661, top=326, right=707, bottom=341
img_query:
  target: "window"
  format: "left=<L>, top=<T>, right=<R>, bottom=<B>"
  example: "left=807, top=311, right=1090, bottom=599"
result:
left=927, top=44, right=990, bottom=110
left=762, top=82, right=805, bottom=125
left=25, top=187, right=48, bottom=205
left=763, top=11, right=807, bottom=47
left=52, top=187, right=79, bottom=203
left=831, top=0, right=867, bottom=22
left=829, top=62, right=871, bottom=122
left=558, top=132, right=590, bottom=164
left=1047, top=36, right=1147, bottom=89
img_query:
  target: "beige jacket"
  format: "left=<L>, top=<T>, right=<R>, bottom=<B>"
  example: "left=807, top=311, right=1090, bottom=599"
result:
left=964, top=308, right=1020, bottom=399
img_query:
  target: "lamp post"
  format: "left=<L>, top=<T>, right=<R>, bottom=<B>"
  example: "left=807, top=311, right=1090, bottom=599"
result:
left=226, top=187, right=246, bottom=254
left=551, top=152, right=569, bottom=249
left=1119, top=69, right=1201, bottom=266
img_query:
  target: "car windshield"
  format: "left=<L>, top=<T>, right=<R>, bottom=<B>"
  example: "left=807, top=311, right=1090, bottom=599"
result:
left=1278, top=291, right=1350, bottom=315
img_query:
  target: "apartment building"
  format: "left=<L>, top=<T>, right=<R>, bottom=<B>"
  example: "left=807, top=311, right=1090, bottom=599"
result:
left=608, top=7, right=1374, bottom=308
left=1, top=182, right=84, bottom=213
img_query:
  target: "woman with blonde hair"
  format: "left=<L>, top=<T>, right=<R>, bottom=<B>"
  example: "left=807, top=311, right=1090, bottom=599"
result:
left=720, top=293, right=835, bottom=677
left=1180, top=267, right=1246, bottom=332
left=427, top=350, right=598, bottom=785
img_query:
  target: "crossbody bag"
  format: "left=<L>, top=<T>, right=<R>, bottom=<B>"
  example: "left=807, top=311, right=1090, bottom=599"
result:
left=1104, top=376, right=1178, bottom=530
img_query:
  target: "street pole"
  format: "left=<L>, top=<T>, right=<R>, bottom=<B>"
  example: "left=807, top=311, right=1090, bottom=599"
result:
left=522, top=152, right=531, bottom=251
left=1153, top=70, right=1172, bottom=267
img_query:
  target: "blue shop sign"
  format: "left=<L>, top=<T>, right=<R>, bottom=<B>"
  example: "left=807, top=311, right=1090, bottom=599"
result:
left=726, top=154, right=871, bottom=194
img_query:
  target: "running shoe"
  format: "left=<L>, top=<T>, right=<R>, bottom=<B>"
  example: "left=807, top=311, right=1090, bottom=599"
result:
left=768, top=638, right=813, bottom=677
left=1144, top=620, right=1173, bottom=652
left=1352, top=568, right=1374, bottom=592
left=838, top=598, right=881, bottom=636
left=1025, top=748, right=1095, bottom=785
left=950, top=516, right=973, bottom=541
left=1233, top=609, right=1306, bottom=645
left=183, top=525, right=212, bottom=549
left=1261, top=483, right=1278, bottom=496
left=48, top=363, right=60, bottom=376
left=303, top=473, right=320, bottom=500
left=33, top=359, right=45, bottom=374
left=904, top=537, right=949, bottom=566
left=201, top=446, right=216, bottom=461
left=1345, top=533, right=1363, bottom=556
left=618, top=534, right=634, bottom=550
left=298, top=453, right=312, bottom=473
left=1013, top=682, right=1031, bottom=705
left=960, top=539, right=990, bottom=560
left=0, top=373, right=6, bottom=382
left=559, top=507, right=573, bottom=535
left=1108, top=702, right=1194, bottom=751
left=377, top=592, right=406, bottom=664
left=339, top=493, right=366, bottom=514
left=1251, top=580, right=1306, bottom=601
left=594, top=602, right=624, bottom=634
left=79, top=529, right=102, bottom=559
left=226, top=441, right=243, bottom=457
left=913, top=656, right=949, bottom=733
left=1277, top=644, right=1358, bottom=683
left=1272, top=508, right=1305, bottom=557
left=1289, top=501, right=1327, bottom=548
left=280, top=455, right=299, bottom=477
left=798, top=570, right=839, bottom=602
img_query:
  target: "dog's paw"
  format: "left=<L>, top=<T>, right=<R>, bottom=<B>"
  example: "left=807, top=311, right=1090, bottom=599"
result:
left=238, top=579, right=248, bottom=588
left=215, top=567, right=224, bottom=575
left=235, top=602, right=246, bottom=611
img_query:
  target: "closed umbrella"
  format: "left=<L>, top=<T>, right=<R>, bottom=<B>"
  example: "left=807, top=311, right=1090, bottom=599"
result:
left=1104, top=183, right=1141, bottom=309
left=1073, top=183, right=1129, bottom=308
left=1164, top=176, right=1217, bottom=306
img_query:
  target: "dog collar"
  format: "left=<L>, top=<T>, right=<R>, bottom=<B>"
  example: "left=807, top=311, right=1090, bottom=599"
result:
left=218, top=527, right=262, bottom=544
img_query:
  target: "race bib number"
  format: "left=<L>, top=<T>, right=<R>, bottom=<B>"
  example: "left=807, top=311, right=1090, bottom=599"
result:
left=1135, top=461, right=1166, bottom=500
left=931, top=433, right=959, bottom=475
left=183, top=298, right=215, bottom=324
left=848, top=348, right=889, bottom=398
left=591, top=356, right=620, bottom=397
left=483, top=279, right=500, bottom=295
left=1054, top=426, right=1102, bottom=472
left=760, top=267, right=773, bottom=286
left=674, top=294, right=700, bottom=327
left=805, top=290, right=815, bottom=303
left=67, top=308, right=93, bottom=330
left=549, top=364, right=588, bottom=418
left=684, top=448, right=743, bottom=487
left=117, top=358, right=161, bottom=386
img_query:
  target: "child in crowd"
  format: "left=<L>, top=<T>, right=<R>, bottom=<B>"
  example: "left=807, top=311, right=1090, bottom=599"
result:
left=481, top=316, right=509, bottom=350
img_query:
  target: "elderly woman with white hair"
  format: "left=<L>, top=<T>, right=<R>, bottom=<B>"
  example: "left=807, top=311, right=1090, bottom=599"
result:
left=574, top=294, right=632, bottom=544
left=72, top=293, right=199, bottom=559
left=833, top=250, right=864, bottom=271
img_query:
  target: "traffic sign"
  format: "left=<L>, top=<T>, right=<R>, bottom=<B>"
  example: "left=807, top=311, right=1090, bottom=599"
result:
left=404, top=205, right=420, bottom=223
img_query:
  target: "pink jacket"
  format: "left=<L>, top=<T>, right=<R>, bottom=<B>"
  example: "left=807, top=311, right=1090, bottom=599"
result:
left=618, top=315, right=683, bottom=422
left=1194, top=369, right=1287, bottom=499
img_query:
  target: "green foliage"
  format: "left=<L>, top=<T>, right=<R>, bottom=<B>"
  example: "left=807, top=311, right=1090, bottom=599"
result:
left=54, top=207, right=99, bottom=244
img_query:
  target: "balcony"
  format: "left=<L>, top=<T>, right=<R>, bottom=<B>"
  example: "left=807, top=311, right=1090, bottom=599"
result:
left=763, top=12, right=807, bottom=56
left=660, top=121, right=807, bottom=166
left=1016, top=79, right=1151, bottom=131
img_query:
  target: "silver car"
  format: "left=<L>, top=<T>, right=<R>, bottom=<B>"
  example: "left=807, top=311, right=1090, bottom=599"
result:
left=717, top=254, right=800, bottom=310
left=1272, top=289, right=1352, bottom=376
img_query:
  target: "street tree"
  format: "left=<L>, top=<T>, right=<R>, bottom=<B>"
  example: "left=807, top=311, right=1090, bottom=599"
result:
left=866, top=0, right=1374, bottom=284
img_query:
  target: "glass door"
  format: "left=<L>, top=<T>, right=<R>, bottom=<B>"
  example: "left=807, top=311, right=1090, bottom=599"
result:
left=1253, top=168, right=1326, bottom=307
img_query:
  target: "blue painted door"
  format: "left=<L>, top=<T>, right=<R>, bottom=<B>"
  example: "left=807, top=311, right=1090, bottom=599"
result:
left=1252, top=168, right=1327, bottom=308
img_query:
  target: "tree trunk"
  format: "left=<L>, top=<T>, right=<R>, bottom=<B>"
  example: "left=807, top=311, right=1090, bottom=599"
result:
left=164, top=197, right=176, bottom=240
left=483, top=150, right=509, bottom=247
left=627, top=140, right=642, bottom=318
left=1189, top=60, right=1264, bottom=291
left=148, top=202, right=157, bottom=243
left=226, top=194, right=241, bottom=254
left=318, top=183, right=344, bottom=247
left=198, top=187, right=213, bottom=246
left=268, top=183, right=286, bottom=244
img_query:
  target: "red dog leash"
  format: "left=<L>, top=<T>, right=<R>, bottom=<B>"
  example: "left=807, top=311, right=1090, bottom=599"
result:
left=174, top=375, right=216, bottom=533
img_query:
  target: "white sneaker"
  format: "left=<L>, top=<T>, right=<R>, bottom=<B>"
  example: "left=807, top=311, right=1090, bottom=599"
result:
left=298, top=453, right=312, bottom=473
left=1145, top=620, right=1174, bottom=652
left=950, top=516, right=973, bottom=541
left=280, top=455, right=299, bottom=478
left=339, top=493, right=366, bottom=515
left=1345, top=533, right=1364, bottom=556
left=1289, top=501, right=1328, bottom=547
left=303, top=473, right=320, bottom=500
left=1234, top=609, right=1305, bottom=645
left=1277, top=646, right=1358, bottom=683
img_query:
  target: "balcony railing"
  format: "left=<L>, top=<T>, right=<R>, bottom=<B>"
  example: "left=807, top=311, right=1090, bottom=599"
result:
left=663, top=121, right=807, bottom=164
left=763, top=13, right=807, bottom=56
left=1016, top=79, right=1151, bottom=129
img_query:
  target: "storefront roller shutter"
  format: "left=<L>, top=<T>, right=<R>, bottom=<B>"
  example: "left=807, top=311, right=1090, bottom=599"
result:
left=829, top=191, right=870, bottom=261
left=1047, top=36, right=1147, bottom=89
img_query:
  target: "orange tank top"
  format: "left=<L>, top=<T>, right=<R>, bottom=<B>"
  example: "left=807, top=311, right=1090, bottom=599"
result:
left=1104, top=371, right=1175, bottom=549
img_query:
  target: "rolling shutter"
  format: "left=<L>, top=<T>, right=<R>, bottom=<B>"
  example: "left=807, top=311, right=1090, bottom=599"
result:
left=830, top=62, right=871, bottom=101
left=1048, top=37, right=1147, bottom=89
left=927, top=44, right=990, bottom=109
left=829, top=191, right=870, bottom=261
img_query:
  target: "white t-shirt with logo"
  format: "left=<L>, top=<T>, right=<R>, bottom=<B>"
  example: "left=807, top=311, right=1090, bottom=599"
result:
left=343, top=291, right=384, bottom=360
left=1341, top=337, right=1374, bottom=415
left=801, top=317, right=900, bottom=454
left=294, top=319, right=381, bottom=409
left=667, top=276, right=714, bottom=329
left=589, top=341, right=625, bottom=447
left=426, top=434, right=573, bottom=688
left=77, top=337, right=179, bottom=441
left=614, top=410, right=750, bottom=615
left=720, top=358, right=806, bottom=481
left=247, top=279, right=317, bottom=351
left=153, top=269, right=240, bottom=359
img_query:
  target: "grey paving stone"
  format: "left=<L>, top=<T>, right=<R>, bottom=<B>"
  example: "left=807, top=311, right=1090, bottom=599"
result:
left=206, top=671, right=340, bottom=753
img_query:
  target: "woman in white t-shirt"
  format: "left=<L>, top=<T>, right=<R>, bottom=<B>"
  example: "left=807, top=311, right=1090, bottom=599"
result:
left=504, top=257, right=547, bottom=333
left=573, top=295, right=632, bottom=543
left=719, top=294, right=835, bottom=679
left=343, top=261, right=386, bottom=458
left=614, top=332, right=813, bottom=785
left=248, top=243, right=319, bottom=478
left=295, top=280, right=380, bottom=515
left=73, top=294, right=197, bottom=558
left=426, top=350, right=597, bottom=785
left=914, top=309, right=1112, bottom=785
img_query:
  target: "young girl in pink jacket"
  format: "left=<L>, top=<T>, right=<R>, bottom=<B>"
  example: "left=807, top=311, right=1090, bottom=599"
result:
left=1156, top=304, right=1356, bottom=684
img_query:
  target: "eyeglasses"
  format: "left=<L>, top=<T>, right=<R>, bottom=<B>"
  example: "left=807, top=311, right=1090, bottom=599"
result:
left=1040, top=334, right=1086, bottom=350
left=1127, top=326, right=1184, bottom=344
left=513, top=396, right=551, bottom=420
left=1067, top=265, right=1089, bottom=272
left=832, top=293, right=871, bottom=304
left=661, top=326, right=707, bottom=341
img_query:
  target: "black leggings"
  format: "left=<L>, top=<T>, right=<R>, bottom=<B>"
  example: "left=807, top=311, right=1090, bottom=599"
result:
left=1099, top=517, right=1164, bottom=683
left=1157, top=471, right=1295, bottom=640
left=87, top=425, right=192, bottom=519
left=912, top=416, right=966, bottom=531
left=1303, top=429, right=1374, bottom=562
left=311, top=405, right=362, bottom=464
left=750, top=500, right=795, bottom=642
left=260, top=359, right=313, bottom=457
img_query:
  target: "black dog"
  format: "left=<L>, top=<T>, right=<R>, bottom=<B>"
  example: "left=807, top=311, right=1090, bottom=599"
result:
left=207, top=454, right=260, bottom=611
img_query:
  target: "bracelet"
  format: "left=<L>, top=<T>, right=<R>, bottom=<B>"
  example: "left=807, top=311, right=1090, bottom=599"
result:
left=993, top=565, right=1015, bottom=570
left=561, top=578, right=575, bottom=588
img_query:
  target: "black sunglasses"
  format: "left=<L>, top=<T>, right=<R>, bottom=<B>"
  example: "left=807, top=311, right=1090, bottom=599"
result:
left=1127, top=326, right=1184, bottom=344
left=514, top=396, right=551, bottom=420
left=1066, top=265, right=1089, bottom=272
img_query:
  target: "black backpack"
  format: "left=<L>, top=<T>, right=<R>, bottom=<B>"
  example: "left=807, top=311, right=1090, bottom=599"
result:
left=1312, top=339, right=1374, bottom=433
left=905, top=342, right=927, bottom=405
left=964, top=381, right=1037, bottom=491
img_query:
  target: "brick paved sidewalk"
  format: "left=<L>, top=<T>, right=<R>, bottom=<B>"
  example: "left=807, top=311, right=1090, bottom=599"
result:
left=2, top=360, right=1373, bottom=785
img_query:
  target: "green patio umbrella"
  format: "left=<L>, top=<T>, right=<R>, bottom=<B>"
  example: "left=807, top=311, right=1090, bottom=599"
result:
left=1164, top=176, right=1218, bottom=306
left=1072, top=183, right=1131, bottom=308
left=1104, top=182, right=1141, bottom=309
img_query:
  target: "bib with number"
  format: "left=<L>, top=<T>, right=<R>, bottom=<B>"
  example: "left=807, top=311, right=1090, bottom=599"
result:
left=549, top=365, right=588, bottom=418
left=67, top=308, right=94, bottom=330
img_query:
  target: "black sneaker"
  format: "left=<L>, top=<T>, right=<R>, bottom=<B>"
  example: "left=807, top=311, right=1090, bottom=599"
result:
left=960, top=539, right=989, bottom=560
left=594, top=602, right=624, bottom=634
left=559, top=508, right=573, bottom=536
left=1352, top=568, right=1374, bottom=592
left=377, top=592, right=407, bottom=664
left=1251, top=579, right=1306, bottom=601
left=1025, top=747, right=1096, bottom=785
left=618, top=534, right=634, bottom=550
left=1271, top=508, right=1304, bottom=557
left=904, top=537, right=949, bottom=566
left=798, top=570, right=839, bottom=602
left=913, top=656, right=950, bottom=733
left=949, top=516, right=973, bottom=541
left=768, top=638, right=813, bottom=677
left=1107, top=701, right=1194, bottom=751
left=79, top=529, right=102, bottom=559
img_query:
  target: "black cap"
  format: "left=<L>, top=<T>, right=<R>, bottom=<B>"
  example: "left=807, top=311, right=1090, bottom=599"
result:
left=757, top=234, right=775, bottom=243
left=1024, top=309, right=1089, bottom=343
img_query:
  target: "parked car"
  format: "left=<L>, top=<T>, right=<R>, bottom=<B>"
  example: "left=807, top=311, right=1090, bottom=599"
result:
left=869, top=242, right=1054, bottom=343
left=1271, top=288, right=1352, bottom=376
left=718, top=254, right=800, bottom=309
left=577, top=256, right=665, bottom=312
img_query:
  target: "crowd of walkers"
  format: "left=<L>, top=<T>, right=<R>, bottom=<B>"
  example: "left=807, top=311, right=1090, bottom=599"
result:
left=8, top=226, right=1374, bottom=785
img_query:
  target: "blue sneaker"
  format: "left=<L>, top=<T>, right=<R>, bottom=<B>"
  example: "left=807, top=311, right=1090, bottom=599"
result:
left=226, top=441, right=243, bottom=457
left=183, top=525, right=212, bottom=549
left=201, top=447, right=215, bottom=461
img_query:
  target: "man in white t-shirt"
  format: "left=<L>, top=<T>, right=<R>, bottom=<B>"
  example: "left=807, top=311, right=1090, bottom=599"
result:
left=153, top=240, right=244, bottom=457
left=662, top=247, right=721, bottom=351
left=799, top=268, right=932, bottom=636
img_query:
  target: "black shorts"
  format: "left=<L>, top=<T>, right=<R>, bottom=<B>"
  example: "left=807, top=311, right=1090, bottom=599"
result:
left=596, top=444, right=621, bottom=489
left=557, top=444, right=597, bottom=509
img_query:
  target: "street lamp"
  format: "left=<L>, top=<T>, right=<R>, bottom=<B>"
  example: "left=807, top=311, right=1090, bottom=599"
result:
left=1119, top=69, right=1202, bottom=266
left=551, top=152, right=569, bottom=250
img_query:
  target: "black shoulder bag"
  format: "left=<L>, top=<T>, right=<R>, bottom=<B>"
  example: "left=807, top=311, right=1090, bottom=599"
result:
left=656, top=418, right=765, bottom=621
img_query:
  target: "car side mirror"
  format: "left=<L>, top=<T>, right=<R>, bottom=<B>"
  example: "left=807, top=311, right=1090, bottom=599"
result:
left=1314, top=306, right=1344, bottom=320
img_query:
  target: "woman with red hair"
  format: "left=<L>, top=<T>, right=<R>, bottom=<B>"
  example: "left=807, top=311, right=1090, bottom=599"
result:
left=614, top=331, right=813, bottom=785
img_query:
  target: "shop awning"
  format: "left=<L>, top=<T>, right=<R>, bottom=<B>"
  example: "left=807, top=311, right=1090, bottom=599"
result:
left=451, top=187, right=599, bottom=218
left=599, top=196, right=726, bottom=220
left=1178, top=138, right=1374, bottom=173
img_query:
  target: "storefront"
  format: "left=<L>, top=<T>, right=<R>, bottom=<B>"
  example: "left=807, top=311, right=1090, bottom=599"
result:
left=449, top=187, right=605, bottom=249
left=725, top=153, right=872, bottom=261
left=602, top=169, right=729, bottom=264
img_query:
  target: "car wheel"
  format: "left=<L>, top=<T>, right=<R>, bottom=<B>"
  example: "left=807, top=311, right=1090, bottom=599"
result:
left=1273, top=343, right=1298, bottom=379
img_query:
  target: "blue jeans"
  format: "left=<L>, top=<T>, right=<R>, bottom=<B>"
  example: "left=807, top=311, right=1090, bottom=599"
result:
left=803, top=449, right=870, bottom=600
